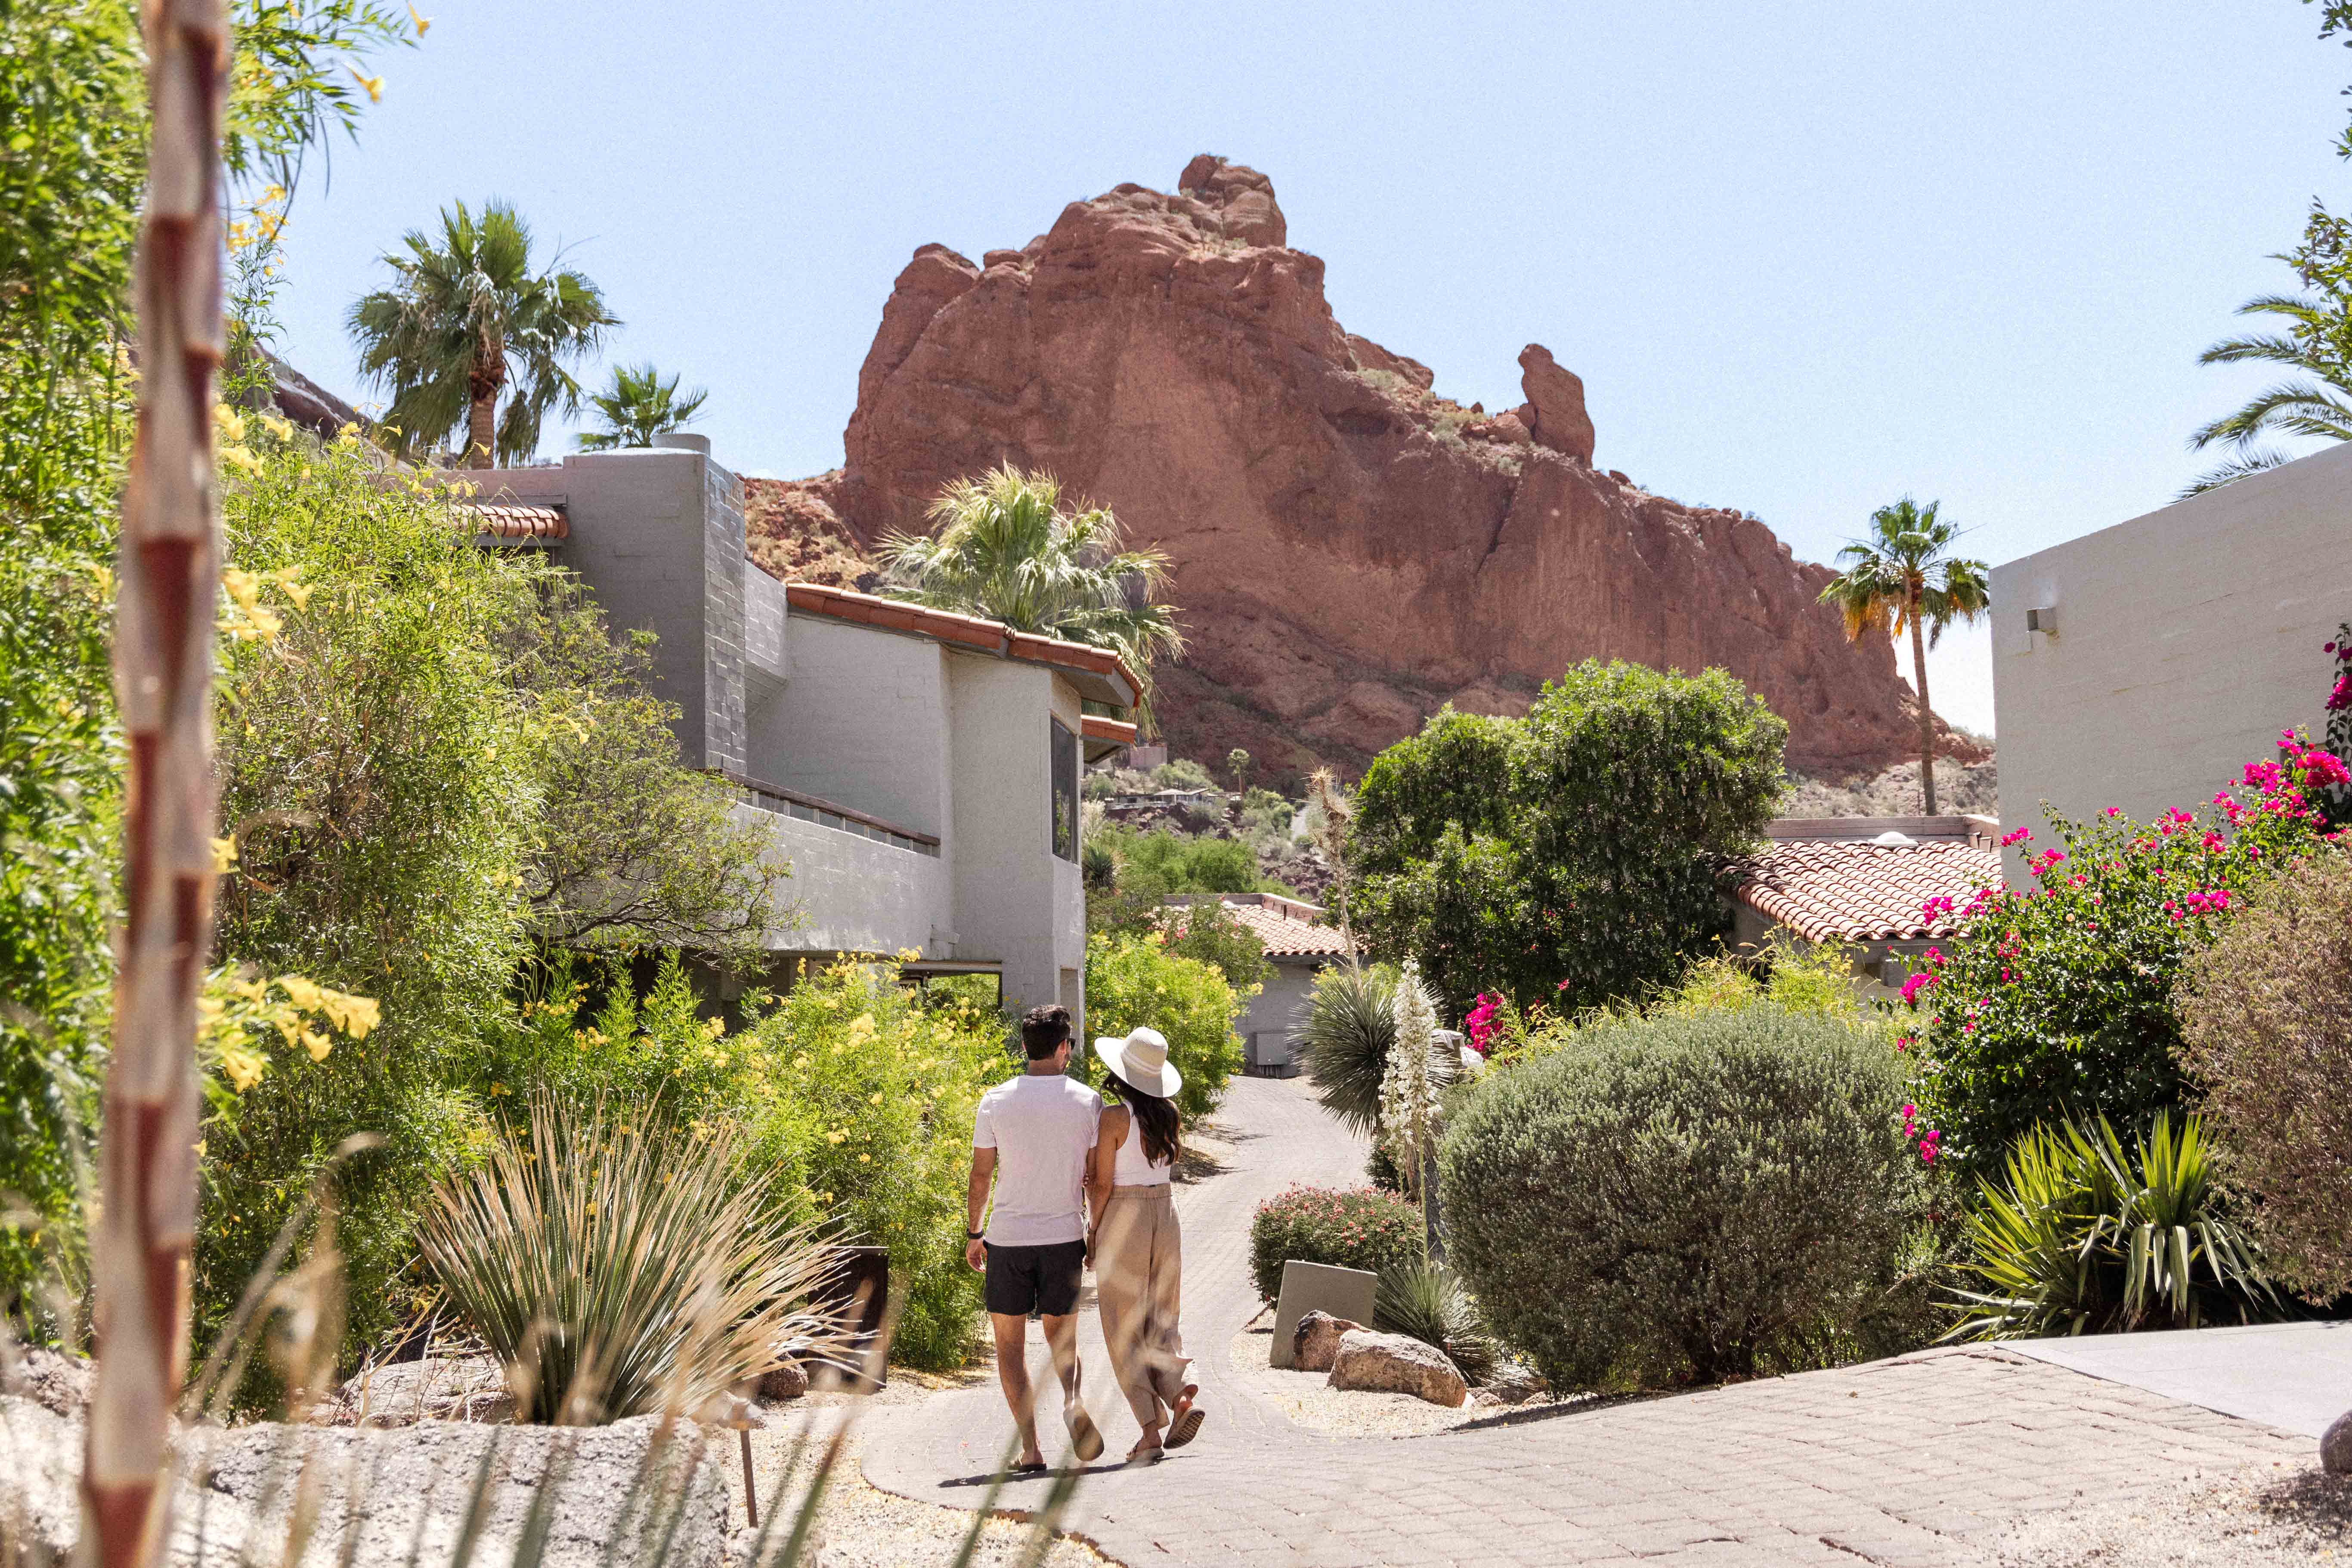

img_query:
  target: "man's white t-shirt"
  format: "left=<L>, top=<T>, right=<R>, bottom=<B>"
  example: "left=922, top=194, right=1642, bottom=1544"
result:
left=973, top=1072, right=1102, bottom=1246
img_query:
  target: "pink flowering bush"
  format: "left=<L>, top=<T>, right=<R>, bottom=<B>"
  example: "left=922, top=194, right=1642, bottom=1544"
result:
left=1906, top=734, right=2339, bottom=1172
left=1247, top=1184, right=1424, bottom=1304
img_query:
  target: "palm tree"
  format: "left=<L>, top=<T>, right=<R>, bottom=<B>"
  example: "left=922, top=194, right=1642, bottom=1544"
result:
left=577, top=362, right=709, bottom=451
left=876, top=465, right=1184, bottom=722
left=2181, top=291, right=2352, bottom=498
left=348, top=199, right=616, bottom=467
left=1818, top=498, right=1990, bottom=816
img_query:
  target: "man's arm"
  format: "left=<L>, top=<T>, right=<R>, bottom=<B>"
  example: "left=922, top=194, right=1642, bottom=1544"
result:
left=965, top=1147, right=995, bottom=1271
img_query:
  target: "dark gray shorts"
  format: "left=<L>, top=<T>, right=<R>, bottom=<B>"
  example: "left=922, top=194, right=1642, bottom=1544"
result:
left=983, top=1239, right=1085, bottom=1317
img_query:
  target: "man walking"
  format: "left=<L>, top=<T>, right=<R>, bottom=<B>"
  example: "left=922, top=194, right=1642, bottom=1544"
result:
left=967, top=1003, right=1106, bottom=1469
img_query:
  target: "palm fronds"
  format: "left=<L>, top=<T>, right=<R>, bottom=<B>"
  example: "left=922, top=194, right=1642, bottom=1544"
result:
left=2184, top=281, right=2352, bottom=495
left=419, top=1097, right=847, bottom=1424
left=578, top=363, right=709, bottom=452
left=876, top=465, right=1183, bottom=724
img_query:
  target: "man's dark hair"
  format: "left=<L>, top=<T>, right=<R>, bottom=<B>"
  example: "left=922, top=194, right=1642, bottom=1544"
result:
left=1020, top=1004, right=1073, bottom=1061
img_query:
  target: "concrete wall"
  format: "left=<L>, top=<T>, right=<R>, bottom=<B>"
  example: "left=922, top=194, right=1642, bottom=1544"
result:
left=1991, top=442, right=2352, bottom=883
left=749, top=805, right=947, bottom=959
left=947, top=654, right=1087, bottom=1025
left=755, top=615, right=952, bottom=839
left=1238, top=957, right=1325, bottom=1070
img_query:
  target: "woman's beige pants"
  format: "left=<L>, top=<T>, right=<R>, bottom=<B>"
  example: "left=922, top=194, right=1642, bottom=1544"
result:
left=1095, top=1184, right=1191, bottom=1430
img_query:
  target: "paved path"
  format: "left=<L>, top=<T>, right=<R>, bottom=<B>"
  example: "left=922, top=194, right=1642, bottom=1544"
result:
left=863, top=1076, right=2312, bottom=1566
left=2008, top=1320, right=2352, bottom=1438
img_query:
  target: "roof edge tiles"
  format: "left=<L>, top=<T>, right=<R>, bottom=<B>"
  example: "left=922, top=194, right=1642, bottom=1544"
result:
left=1732, top=838, right=2003, bottom=944
left=1080, top=714, right=1139, bottom=747
left=783, top=580, right=1141, bottom=707
left=463, top=501, right=568, bottom=541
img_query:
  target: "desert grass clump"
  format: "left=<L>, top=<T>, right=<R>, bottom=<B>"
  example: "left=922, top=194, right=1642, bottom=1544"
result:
left=1372, top=1261, right=1493, bottom=1383
left=420, top=1098, right=842, bottom=1424
left=1297, top=963, right=1396, bottom=1138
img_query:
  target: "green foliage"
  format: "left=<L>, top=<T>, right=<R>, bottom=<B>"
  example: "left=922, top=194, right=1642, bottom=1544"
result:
left=349, top=198, right=618, bottom=464
left=1080, top=933, right=1246, bottom=1121
left=1373, top=1260, right=1494, bottom=1382
left=1943, top=1113, right=2280, bottom=1341
left=1157, top=903, right=1273, bottom=993
left=1348, top=662, right=1786, bottom=1014
left=1095, top=828, right=1259, bottom=897
left=577, top=362, right=709, bottom=452
left=876, top=465, right=1180, bottom=724
left=1247, top=1185, right=1423, bottom=1304
left=420, top=1098, right=839, bottom=1424
left=2180, top=201, right=2352, bottom=497
left=736, top=962, right=1014, bottom=1370
left=1440, top=1006, right=1922, bottom=1389
left=2176, top=847, right=2352, bottom=1300
left=1298, top=963, right=1396, bottom=1138
left=1152, top=759, right=1216, bottom=791
left=1906, top=761, right=2331, bottom=1175
left=468, top=952, right=742, bottom=1132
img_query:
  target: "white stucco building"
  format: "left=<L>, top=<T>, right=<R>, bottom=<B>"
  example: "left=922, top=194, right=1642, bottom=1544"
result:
left=1990, top=442, right=2352, bottom=883
left=1168, top=893, right=1352, bottom=1075
left=458, top=437, right=1138, bottom=1023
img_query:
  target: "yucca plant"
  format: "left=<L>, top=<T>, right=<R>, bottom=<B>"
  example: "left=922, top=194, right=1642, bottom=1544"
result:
left=1297, top=963, right=1396, bottom=1138
left=1943, top=1111, right=2281, bottom=1341
left=1373, top=1260, right=1494, bottom=1384
left=420, top=1098, right=846, bottom=1424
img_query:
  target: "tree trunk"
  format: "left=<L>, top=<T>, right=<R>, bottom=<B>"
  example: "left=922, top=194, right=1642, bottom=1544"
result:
left=87, top=2, right=227, bottom=1563
left=1911, top=606, right=1937, bottom=816
left=466, top=389, right=496, bottom=469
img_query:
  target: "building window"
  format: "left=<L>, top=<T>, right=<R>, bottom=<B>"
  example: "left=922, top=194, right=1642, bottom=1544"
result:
left=1050, top=716, right=1079, bottom=862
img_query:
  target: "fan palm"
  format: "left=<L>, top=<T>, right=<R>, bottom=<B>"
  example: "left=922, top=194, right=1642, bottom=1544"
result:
left=578, top=362, right=709, bottom=452
left=876, top=466, right=1183, bottom=723
left=1817, top=499, right=1989, bottom=816
left=2181, top=290, right=2352, bottom=498
left=348, top=198, right=617, bottom=467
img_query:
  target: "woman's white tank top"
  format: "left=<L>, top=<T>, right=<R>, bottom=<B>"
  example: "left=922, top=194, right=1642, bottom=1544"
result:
left=1112, top=1110, right=1172, bottom=1186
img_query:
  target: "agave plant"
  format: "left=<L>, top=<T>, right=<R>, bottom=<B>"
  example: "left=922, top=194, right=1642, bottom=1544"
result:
left=420, top=1098, right=848, bottom=1423
left=1296, top=963, right=1396, bottom=1138
left=1943, top=1111, right=2281, bottom=1341
left=1373, top=1260, right=1494, bottom=1384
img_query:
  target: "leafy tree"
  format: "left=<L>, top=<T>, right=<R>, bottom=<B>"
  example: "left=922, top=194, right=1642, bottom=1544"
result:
left=1080, top=932, right=1248, bottom=1121
left=1347, top=661, right=1786, bottom=1015
left=1816, top=499, right=1989, bottom=816
left=1227, top=748, right=1251, bottom=791
left=348, top=199, right=617, bottom=467
left=576, top=361, right=709, bottom=452
left=2181, top=205, right=2352, bottom=497
left=877, top=465, right=1182, bottom=724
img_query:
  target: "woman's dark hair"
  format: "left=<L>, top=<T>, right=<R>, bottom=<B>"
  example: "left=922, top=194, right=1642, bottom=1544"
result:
left=1108, top=1073, right=1181, bottom=1168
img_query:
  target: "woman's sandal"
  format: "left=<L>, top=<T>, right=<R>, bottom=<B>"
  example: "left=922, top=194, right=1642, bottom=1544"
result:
left=1123, top=1441, right=1164, bottom=1466
left=1066, top=1406, right=1105, bottom=1463
left=1163, top=1386, right=1205, bottom=1450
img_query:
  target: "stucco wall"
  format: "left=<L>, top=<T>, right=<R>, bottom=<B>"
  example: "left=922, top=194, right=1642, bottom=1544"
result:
left=749, top=805, right=947, bottom=959
left=1990, top=442, right=2352, bottom=883
left=947, top=654, right=1082, bottom=1021
left=754, top=615, right=952, bottom=839
left=1238, top=958, right=1325, bottom=1069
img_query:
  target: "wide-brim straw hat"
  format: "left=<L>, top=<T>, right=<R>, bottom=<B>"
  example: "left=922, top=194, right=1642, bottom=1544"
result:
left=1092, top=1026, right=1182, bottom=1100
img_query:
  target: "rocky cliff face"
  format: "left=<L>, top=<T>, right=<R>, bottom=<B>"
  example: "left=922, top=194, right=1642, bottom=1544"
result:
left=780, top=155, right=1979, bottom=782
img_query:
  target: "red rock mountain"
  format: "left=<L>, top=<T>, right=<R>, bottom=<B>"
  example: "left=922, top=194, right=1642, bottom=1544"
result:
left=762, top=156, right=1978, bottom=783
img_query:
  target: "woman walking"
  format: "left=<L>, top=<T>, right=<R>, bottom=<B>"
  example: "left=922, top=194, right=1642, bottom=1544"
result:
left=1086, top=1027, right=1202, bottom=1463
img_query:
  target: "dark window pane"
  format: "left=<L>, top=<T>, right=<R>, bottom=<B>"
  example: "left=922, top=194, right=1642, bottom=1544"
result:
left=1051, top=717, right=1078, bottom=862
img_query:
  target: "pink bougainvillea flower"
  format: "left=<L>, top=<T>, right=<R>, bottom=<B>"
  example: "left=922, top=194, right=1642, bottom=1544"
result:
left=2000, top=826, right=2033, bottom=847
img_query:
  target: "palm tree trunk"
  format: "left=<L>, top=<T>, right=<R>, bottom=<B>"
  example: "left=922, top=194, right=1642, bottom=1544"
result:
left=87, top=2, right=226, bottom=1562
left=1910, top=609, right=1938, bottom=816
left=466, top=390, right=496, bottom=469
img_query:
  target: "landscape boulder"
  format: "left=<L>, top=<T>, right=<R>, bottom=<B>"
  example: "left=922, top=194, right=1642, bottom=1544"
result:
left=756, top=1356, right=809, bottom=1401
left=2, top=1346, right=93, bottom=1417
left=314, top=1354, right=515, bottom=1427
left=2325, top=1407, right=2352, bottom=1473
left=1480, top=1361, right=1549, bottom=1406
left=1327, top=1330, right=1467, bottom=1407
left=1291, top=1311, right=1365, bottom=1374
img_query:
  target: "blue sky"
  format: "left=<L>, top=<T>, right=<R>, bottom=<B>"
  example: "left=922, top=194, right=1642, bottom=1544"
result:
left=267, top=1, right=2352, bottom=737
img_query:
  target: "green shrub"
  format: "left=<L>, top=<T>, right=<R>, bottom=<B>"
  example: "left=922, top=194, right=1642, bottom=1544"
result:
left=1373, top=1261, right=1493, bottom=1382
left=736, top=961, right=1012, bottom=1371
left=1440, top=1006, right=1921, bottom=1389
left=2177, top=847, right=2352, bottom=1299
left=1944, top=1113, right=2280, bottom=1339
left=1159, top=901, right=1273, bottom=992
left=1346, top=661, right=1786, bottom=1016
left=1299, top=963, right=1397, bottom=1138
left=1246, top=1185, right=1422, bottom=1304
left=1080, top=932, right=1246, bottom=1121
left=1906, top=752, right=2333, bottom=1174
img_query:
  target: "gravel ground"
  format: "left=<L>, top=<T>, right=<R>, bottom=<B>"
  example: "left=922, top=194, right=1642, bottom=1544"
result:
left=1224, top=1317, right=1566, bottom=1438
left=1994, top=1462, right=2352, bottom=1567
left=723, top=1375, right=1108, bottom=1568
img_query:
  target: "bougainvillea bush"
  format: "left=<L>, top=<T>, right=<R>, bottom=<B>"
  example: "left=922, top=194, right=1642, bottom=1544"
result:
left=1247, top=1185, right=1423, bottom=1303
left=1906, top=734, right=2342, bottom=1174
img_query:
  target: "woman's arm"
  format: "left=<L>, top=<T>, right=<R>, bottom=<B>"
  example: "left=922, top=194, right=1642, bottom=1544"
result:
left=1085, top=1106, right=1127, bottom=1262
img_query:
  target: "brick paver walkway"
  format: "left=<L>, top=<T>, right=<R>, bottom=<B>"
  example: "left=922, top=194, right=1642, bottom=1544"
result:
left=863, top=1076, right=2308, bottom=1566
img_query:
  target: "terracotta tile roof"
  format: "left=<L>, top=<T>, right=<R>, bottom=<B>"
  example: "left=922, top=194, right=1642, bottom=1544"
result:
left=1733, top=837, right=2002, bottom=943
left=783, top=581, right=1140, bottom=708
left=1205, top=894, right=1354, bottom=959
left=464, top=502, right=568, bottom=540
left=1081, top=715, right=1138, bottom=747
